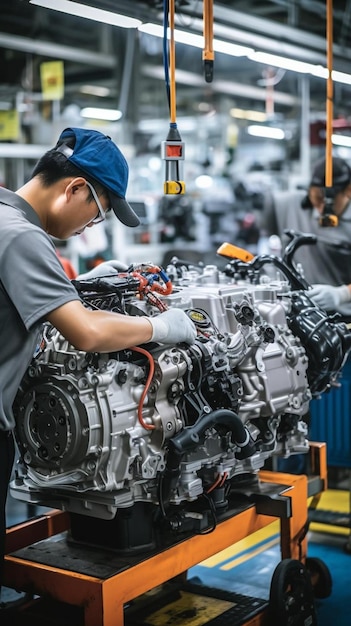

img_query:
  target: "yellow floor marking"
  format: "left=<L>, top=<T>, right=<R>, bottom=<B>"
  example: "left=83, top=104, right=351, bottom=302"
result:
left=309, top=489, right=350, bottom=513
left=199, top=520, right=280, bottom=568
left=309, top=488, right=350, bottom=536
left=221, top=536, right=280, bottom=571
left=309, top=522, right=350, bottom=536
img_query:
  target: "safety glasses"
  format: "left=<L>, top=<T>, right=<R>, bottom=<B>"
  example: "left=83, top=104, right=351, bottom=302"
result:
left=85, top=180, right=109, bottom=224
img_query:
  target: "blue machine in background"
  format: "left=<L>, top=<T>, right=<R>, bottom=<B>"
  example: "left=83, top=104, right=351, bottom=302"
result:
left=310, top=359, right=351, bottom=468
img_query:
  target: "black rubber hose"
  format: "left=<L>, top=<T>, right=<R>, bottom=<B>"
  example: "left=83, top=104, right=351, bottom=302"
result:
left=162, top=409, right=255, bottom=500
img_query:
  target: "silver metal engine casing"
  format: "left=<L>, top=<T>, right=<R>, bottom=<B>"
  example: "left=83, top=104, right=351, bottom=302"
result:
left=11, top=275, right=312, bottom=519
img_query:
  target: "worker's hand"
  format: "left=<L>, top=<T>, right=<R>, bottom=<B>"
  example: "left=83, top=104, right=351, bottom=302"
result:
left=148, top=309, right=197, bottom=345
left=77, top=260, right=128, bottom=280
left=308, top=283, right=351, bottom=310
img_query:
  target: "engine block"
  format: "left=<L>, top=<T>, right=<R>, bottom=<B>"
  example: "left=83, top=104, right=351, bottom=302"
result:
left=11, top=246, right=351, bottom=534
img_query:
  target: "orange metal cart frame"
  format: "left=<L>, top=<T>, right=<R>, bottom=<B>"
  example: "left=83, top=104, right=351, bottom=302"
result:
left=3, top=443, right=326, bottom=626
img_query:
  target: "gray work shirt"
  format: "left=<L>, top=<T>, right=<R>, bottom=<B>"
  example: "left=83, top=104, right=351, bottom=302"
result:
left=0, top=188, right=80, bottom=432
left=260, top=189, right=351, bottom=319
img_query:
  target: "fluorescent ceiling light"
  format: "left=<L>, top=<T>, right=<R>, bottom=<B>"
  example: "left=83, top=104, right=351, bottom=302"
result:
left=80, top=107, right=122, bottom=121
left=247, top=125, right=285, bottom=140
left=213, top=39, right=253, bottom=57
left=310, top=66, right=329, bottom=79
left=248, top=51, right=317, bottom=74
left=29, top=0, right=142, bottom=28
left=28, top=9, right=351, bottom=88
left=230, top=107, right=267, bottom=122
left=332, top=70, right=351, bottom=86
left=332, top=134, right=351, bottom=147
left=138, top=116, right=197, bottom=133
left=79, top=85, right=111, bottom=97
left=139, top=23, right=253, bottom=57
left=246, top=52, right=349, bottom=86
left=140, top=22, right=351, bottom=87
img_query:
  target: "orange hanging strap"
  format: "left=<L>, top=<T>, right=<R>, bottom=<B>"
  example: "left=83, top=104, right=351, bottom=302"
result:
left=325, top=0, right=333, bottom=189
left=320, top=0, right=338, bottom=227
left=203, top=0, right=214, bottom=82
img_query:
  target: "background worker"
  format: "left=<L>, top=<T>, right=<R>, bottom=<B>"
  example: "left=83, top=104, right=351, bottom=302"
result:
left=261, top=156, right=351, bottom=320
left=260, top=156, right=351, bottom=473
left=0, top=127, right=196, bottom=608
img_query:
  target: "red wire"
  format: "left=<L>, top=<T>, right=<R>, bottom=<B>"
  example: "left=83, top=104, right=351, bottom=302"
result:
left=206, top=472, right=229, bottom=493
left=131, top=346, right=156, bottom=430
left=206, top=473, right=223, bottom=494
left=219, top=472, right=228, bottom=487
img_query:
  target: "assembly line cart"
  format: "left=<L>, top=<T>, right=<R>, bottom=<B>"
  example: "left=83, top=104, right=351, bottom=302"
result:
left=3, top=443, right=326, bottom=626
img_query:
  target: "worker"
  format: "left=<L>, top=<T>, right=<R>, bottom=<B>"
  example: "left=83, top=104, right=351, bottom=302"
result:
left=261, top=156, right=351, bottom=320
left=0, top=127, right=197, bottom=610
left=260, top=156, right=351, bottom=473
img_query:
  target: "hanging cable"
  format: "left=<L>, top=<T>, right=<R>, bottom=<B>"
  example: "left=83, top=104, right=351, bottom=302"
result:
left=320, top=0, right=338, bottom=227
left=161, top=0, right=185, bottom=195
left=163, top=0, right=170, bottom=109
left=169, top=0, right=177, bottom=126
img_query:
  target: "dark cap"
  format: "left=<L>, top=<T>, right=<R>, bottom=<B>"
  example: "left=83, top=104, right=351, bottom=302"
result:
left=301, top=156, right=351, bottom=210
left=310, top=156, right=351, bottom=188
left=55, top=127, right=140, bottom=227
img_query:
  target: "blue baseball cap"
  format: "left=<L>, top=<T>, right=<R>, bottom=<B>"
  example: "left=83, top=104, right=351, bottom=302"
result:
left=55, top=127, right=140, bottom=227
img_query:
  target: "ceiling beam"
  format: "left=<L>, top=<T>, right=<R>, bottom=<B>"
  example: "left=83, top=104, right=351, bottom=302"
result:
left=0, top=32, right=115, bottom=67
left=142, top=64, right=298, bottom=106
left=181, top=1, right=351, bottom=70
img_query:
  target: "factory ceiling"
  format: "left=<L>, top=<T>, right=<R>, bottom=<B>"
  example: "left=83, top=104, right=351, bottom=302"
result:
left=0, top=0, right=351, bottom=140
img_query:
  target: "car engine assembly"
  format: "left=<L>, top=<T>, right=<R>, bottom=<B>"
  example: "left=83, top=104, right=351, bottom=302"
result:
left=10, top=233, right=351, bottom=550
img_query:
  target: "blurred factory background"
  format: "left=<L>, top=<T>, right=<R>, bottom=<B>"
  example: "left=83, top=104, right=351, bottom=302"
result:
left=2, top=4, right=351, bottom=625
left=1, top=0, right=351, bottom=271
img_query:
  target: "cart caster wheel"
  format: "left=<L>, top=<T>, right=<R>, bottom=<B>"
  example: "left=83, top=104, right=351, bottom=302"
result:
left=269, top=558, right=317, bottom=625
left=306, top=556, right=332, bottom=598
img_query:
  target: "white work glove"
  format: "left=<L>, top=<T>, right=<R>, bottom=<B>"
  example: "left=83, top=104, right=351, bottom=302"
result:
left=308, top=283, right=351, bottom=311
left=148, top=309, right=197, bottom=345
left=77, top=260, right=128, bottom=280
